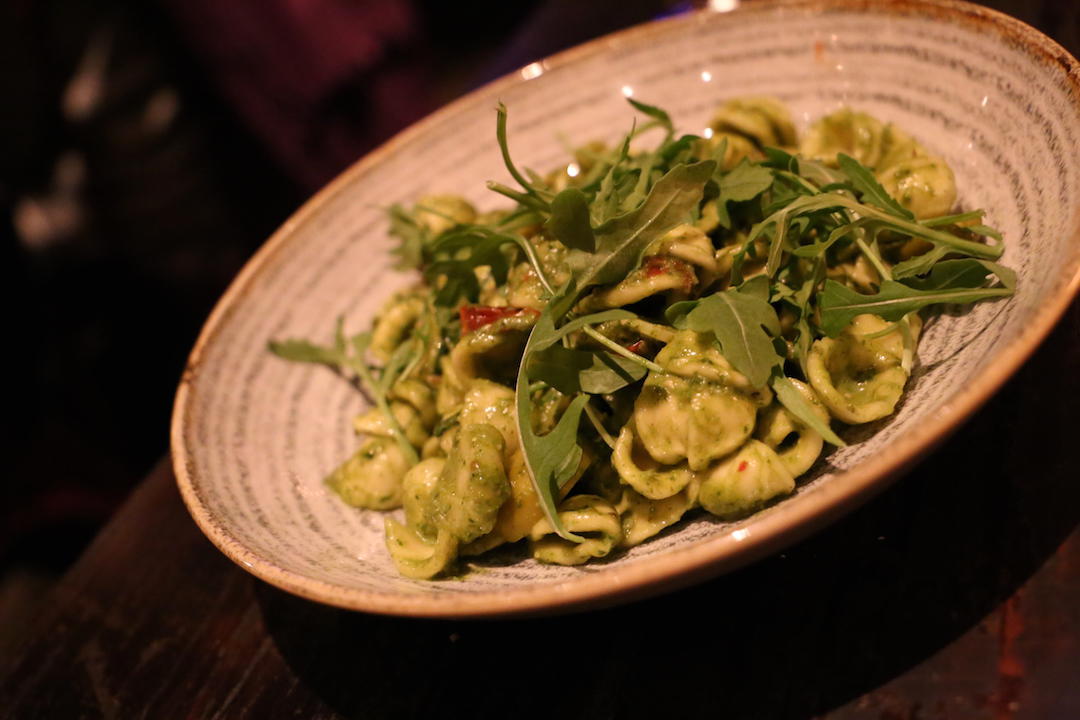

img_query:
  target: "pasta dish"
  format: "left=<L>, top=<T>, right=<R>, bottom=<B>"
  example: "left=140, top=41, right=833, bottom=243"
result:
left=271, top=98, right=1014, bottom=578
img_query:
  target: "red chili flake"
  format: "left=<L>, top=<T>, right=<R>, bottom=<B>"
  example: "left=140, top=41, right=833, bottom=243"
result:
left=459, top=305, right=538, bottom=334
left=624, top=340, right=649, bottom=355
left=737, top=461, right=749, bottom=472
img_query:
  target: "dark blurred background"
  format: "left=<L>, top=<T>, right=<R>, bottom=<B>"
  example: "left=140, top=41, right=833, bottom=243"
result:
left=0, top=0, right=1075, bottom=657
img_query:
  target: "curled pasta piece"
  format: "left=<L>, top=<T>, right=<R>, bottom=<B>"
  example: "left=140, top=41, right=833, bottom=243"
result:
left=715, top=234, right=770, bottom=287
left=611, top=425, right=696, bottom=500
left=875, top=155, right=957, bottom=219
left=633, top=373, right=758, bottom=471
left=755, top=378, right=828, bottom=477
left=649, top=224, right=719, bottom=278
left=449, top=312, right=536, bottom=384
left=710, top=96, right=798, bottom=149
left=711, top=132, right=764, bottom=169
left=581, top=255, right=697, bottom=311
left=656, top=330, right=772, bottom=400
left=826, top=253, right=881, bottom=293
left=420, top=435, right=444, bottom=460
left=431, top=424, right=511, bottom=544
left=384, top=521, right=457, bottom=580
left=875, top=125, right=926, bottom=171
left=460, top=379, right=517, bottom=445
left=413, top=194, right=476, bottom=237
left=352, top=401, right=429, bottom=448
left=616, top=484, right=697, bottom=548
left=493, top=440, right=592, bottom=545
left=492, top=449, right=545, bottom=543
left=505, top=261, right=547, bottom=311
left=800, top=108, right=887, bottom=168
left=698, top=440, right=795, bottom=520
left=389, top=379, right=438, bottom=429
left=370, top=294, right=426, bottom=364
left=456, top=378, right=579, bottom=545
left=435, top=355, right=469, bottom=416
left=529, top=495, right=622, bottom=565
left=325, top=436, right=411, bottom=510
left=807, top=314, right=909, bottom=424
left=401, top=457, right=446, bottom=541
left=632, top=330, right=772, bottom=471
left=696, top=200, right=721, bottom=234
left=506, top=238, right=571, bottom=311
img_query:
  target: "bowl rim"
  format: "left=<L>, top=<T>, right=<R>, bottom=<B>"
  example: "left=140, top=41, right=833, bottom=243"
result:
left=171, top=0, right=1080, bottom=618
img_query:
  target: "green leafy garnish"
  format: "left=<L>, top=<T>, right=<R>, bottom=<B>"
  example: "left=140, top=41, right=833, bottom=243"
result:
left=273, top=97, right=1018, bottom=559
left=819, top=260, right=1014, bottom=336
left=567, top=160, right=716, bottom=289
left=714, top=159, right=775, bottom=229
left=836, top=153, right=915, bottom=220
left=269, top=323, right=421, bottom=466
left=666, top=280, right=783, bottom=389
left=545, top=188, right=596, bottom=252
left=770, top=375, right=846, bottom=447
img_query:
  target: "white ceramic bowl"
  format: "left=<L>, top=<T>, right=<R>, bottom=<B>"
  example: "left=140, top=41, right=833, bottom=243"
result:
left=172, top=0, right=1080, bottom=617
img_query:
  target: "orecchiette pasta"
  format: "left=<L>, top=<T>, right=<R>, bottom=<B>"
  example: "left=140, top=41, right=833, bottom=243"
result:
left=529, top=495, right=622, bottom=565
left=272, top=96, right=1012, bottom=579
left=697, top=440, right=795, bottom=520
left=616, top=484, right=697, bottom=548
left=754, top=379, right=827, bottom=477
left=807, top=314, right=910, bottom=424
left=325, top=436, right=412, bottom=510
left=875, top=155, right=958, bottom=219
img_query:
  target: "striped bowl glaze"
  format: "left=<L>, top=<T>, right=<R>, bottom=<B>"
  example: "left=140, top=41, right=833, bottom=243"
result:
left=171, top=0, right=1080, bottom=617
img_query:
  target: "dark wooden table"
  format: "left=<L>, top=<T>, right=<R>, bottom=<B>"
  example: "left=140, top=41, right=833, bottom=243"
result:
left=1, top=298, right=1077, bottom=719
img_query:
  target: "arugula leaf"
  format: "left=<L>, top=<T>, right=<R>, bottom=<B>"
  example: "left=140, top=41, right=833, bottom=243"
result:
left=901, top=258, right=1016, bottom=292
left=495, top=103, right=552, bottom=209
left=890, top=244, right=952, bottom=278
left=529, top=346, right=647, bottom=395
left=387, top=205, right=430, bottom=270
left=770, top=375, right=847, bottom=447
left=667, top=284, right=783, bottom=388
left=528, top=345, right=592, bottom=395
left=836, top=153, right=915, bottom=220
left=736, top=193, right=847, bottom=281
left=967, top=224, right=1003, bottom=242
left=545, top=188, right=596, bottom=252
left=761, top=146, right=800, bottom=173
left=714, top=159, right=775, bottom=229
left=734, top=191, right=1003, bottom=285
left=627, top=98, right=675, bottom=139
left=515, top=303, right=591, bottom=542
left=790, top=217, right=874, bottom=259
left=269, top=327, right=420, bottom=466
left=424, top=227, right=519, bottom=306
left=819, top=272, right=1013, bottom=337
left=921, top=210, right=985, bottom=227
left=578, top=352, right=649, bottom=393
left=512, top=181, right=709, bottom=540
left=569, top=160, right=716, bottom=291
left=659, top=134, right=703, bottom=166
left=268, top=338, right=347, bottom=367
left=529, top=308, right=636, bottom=352
left=622, top=150, right=661, bottom=213
left=718, top=160, right=775, bottom=202
left=590, top=133, right=634, bottom=226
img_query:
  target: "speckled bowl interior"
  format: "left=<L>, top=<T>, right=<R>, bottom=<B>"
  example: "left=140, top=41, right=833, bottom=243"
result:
left=172, top=0, right=1080, bottom=617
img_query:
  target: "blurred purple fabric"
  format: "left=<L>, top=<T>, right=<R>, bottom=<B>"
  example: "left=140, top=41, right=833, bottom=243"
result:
left=162, top=0, right=429, bottom=189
